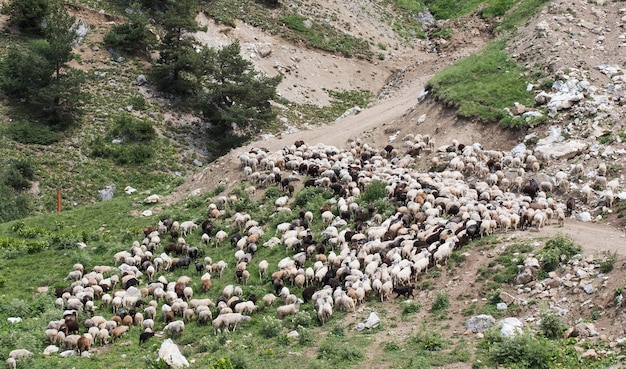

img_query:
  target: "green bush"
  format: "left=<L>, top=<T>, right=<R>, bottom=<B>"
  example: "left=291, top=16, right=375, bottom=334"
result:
left=489, top=334, right=554, bottom=369
left=103, top=7, right=156, bottom=55
left=412, top=329, right=449, bottom=351
left=360, top=180, right=387, bottom=203
left=291, top=311, right=313, bottom=328
left=318, top=339, right=364, bottom=363
left=259, top=316, right=283, bottom=338
left=90, top=137, right=155, bottom=165
left=111, top=114, right=155, bottom=143
left=402, top=301, right=422, bottom=316
left=539, top=311, right=566, bottom=339
left=128, top=94, right=147, bottom=110
left=4, top=120, right=61, bottom=145
left=539, top=234, right=581, bottom=272
left=431, top=289, right=450, bottom=313
left=599, top=251, right=617, bottom=274
left=0, top=184, right=33, bottom=222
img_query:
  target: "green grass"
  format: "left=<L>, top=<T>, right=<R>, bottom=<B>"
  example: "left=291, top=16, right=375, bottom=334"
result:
left=426, top=40, right=535, bottom=125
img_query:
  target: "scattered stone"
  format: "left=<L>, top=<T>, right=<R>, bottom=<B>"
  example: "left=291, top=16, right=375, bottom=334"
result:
left=496, top=302, right=508, bottom=311
left=577, top=212, right=593, bottom=222
left=98, top=184, right=116, bottom=201
left=365, top=312, right=381, bottom=329
left=59, top=350, right=76, bottom=358
left=465, top=315, right=496, bottom=334
left=136, top=75, right=147, bottom=86
left=287, top=330, right=299, bottom=338
left=581, top=348, right=598, bottom=360
left=499, top=292, right=516, bottom=305
left=584, top=284, right=595, bottom=294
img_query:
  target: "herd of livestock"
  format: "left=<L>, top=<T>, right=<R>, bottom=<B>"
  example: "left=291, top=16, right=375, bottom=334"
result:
left=17, top=136, right=621, bottom=365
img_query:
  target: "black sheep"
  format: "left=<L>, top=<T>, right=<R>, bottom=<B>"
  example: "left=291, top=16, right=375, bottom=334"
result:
left=139, top=331, right=154, bottom=344
left=393, top=285, right=415, bottom=298
left=302, top=286, right=317, bottom=303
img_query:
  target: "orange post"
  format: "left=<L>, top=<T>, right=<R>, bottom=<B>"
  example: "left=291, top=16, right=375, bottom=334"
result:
left=57, top=189, right=61, bottom=214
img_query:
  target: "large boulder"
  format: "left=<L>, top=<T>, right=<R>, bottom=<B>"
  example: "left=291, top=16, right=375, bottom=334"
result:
left=465, top=314, right=496, bottom=334
left=158, top=338, right=189, bottom=368
left=499, top=317, right=523, bottom=337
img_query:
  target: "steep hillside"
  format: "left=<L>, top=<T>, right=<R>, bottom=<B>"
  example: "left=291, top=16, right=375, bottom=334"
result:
left=0, top=0, right=625, bottom=368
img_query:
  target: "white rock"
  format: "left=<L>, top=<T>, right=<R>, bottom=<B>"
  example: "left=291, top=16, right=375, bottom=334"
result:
left=158, top=338, right=189, bottom=368
left=59, top=350, right=76, bottom=358
left=499, top=317, right=523, bottom=337
left=43, top=345, right=59, bottom=355
left=364, top=312, right=381, bottom=329
left=124, top=186, right=137, bottom=195
left=577, top=212, right=593, bottom=222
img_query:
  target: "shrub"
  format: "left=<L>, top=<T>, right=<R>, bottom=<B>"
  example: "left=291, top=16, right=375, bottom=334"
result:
left=539, top=234, right=581, bottom=272
left=4, top=120, right=61, bottom=145
left=209, top=357, right=236, bottom=369
left=412, top=329, right=449, bottom=351
left=111, top=114, right=155, bottom=143
left=297, top=326, right=313, bottom=345
left=360, top=180, right=387, bottom=203
left=259, top=316, right=282, bottom=338
left=599, top=251, right=617, bottom=274
left=291, top=311, right=312, bottom=328
left=318, top=339, right=364, bottom=363
left=539, top=311, right=566, bottom=339
left=128, top=94, right=147, bottom=110
left=103, top=7, right=156, bottom=55
left=488, top=334, right=554, bottom=369
left=402, top=301, right=422, bottom=316
left=431, top=289, right=449, bottom=313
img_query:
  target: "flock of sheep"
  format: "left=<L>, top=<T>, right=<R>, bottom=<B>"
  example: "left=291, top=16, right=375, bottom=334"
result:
left=10, top=136, right=621, bottom=367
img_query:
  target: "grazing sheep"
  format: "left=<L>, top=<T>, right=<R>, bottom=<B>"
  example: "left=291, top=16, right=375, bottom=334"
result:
left=77, top=336, right=91, bottom=355
left=197, top=309, right=213, bottom=325
left=139, top=331, right=155, bottom=344
left=6, top=358, right=16, bottom=369
left=252, top=260, right=267, bottom=282
left=317, top=299, right=333, bottom=325
left=8, top=349, right=33, bottom=360
left=164, top=320, right=185, bottom=336
left=212, top=313, right=251, bottom=334
left=111, top=326, right=129, bottom=342
left=277, top=300, right=302, bottom=319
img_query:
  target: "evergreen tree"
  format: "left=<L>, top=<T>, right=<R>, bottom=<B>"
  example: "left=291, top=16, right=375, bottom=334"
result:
left=4, top=0, right=50, bottom=34
left=103, top=2, right=156, bottom=55
left=151, top=0, right=203, bottom=94
left=0, top=2, right=86, bottom=125
left=193, top=41, right=281, bottom=134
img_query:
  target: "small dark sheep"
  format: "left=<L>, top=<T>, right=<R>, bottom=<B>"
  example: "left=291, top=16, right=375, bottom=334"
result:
left=139, top=331, right=155, bottom=344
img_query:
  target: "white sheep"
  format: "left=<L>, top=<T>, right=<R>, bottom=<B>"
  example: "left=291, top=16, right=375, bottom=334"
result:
left=8, top=349, right=33, bottom=360
left=262, top=293, right=277, bottom=306
left=212, top=313, right=251, bottom=334
left=276, top=299, right=302, bottom=319
left=211, top=229, right=227, bottom=247
left=164, top=320, right=185, bottom=336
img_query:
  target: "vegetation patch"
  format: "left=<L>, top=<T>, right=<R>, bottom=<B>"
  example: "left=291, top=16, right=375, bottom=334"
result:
left=538, top=234, right=581, bottom=272
left=426, top=41, right=534, bottom=124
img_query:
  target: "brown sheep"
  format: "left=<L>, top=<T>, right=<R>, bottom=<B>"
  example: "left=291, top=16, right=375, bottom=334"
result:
left=122, top=315, right=133, bottom=326
left=111, top=326, right=129, bottom=342
left=77, top=336, right=91, bottom=355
